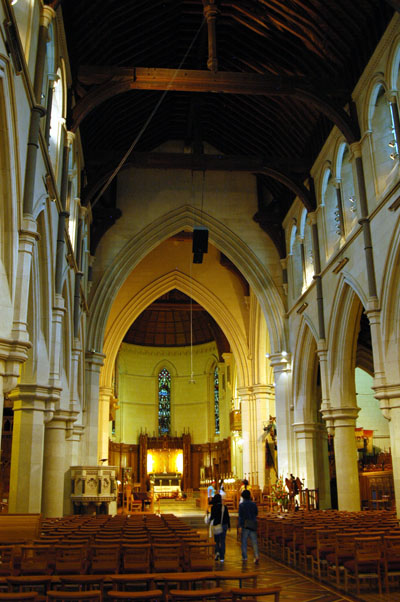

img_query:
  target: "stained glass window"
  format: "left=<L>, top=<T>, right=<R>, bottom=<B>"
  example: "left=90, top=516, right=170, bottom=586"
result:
left=158, top=368, right=171, bottom=436
left=214, top=366, right=220, bottom=434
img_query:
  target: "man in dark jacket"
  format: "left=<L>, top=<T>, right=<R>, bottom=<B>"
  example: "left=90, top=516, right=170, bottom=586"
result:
left=210, top=493, right=230, bottom=562
left=238, top=489, right=259, bottom=563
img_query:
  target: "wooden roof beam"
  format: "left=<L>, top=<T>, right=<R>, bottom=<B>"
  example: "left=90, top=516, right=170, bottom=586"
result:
left=71, top=66, right=359, bottom=142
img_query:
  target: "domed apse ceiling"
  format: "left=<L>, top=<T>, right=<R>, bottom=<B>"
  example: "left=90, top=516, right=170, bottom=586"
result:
left=123, top=289, right=230, bottom=358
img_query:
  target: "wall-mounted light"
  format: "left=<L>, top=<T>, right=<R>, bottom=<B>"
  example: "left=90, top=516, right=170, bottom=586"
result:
left=281, top=350, right=287, bottom=357
left=389, top=139, right=397, bottom=148
left=265, top=353, right=270, bottom=358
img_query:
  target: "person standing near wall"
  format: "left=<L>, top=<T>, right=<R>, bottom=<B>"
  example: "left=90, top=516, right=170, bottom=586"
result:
left=238, top=489, right=259, bottom=563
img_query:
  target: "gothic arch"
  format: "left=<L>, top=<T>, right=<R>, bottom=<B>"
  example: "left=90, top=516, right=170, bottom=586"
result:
left=88, top=205, right=287, bottom=359
left=380, top=213, right=400, bottom=378
left=328, top=276, right=365, bottom=404
left=293, top=317, right=318, bottom=423
left=151, top=359, right=178, bottom=378
left=100, top=270, right=251, bottom=392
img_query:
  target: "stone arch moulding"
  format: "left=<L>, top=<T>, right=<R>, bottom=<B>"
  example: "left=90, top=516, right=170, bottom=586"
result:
left=151, top=359, right=178, bottom=379
left=327, top=274, right=366, bottom=403
left=87, top=205, right=287, bottom=357
left=100, top=270, right=251, bottom=392
left=380, top=213, right=400, bottom=370
left=292, top=316, right=318, bottom=423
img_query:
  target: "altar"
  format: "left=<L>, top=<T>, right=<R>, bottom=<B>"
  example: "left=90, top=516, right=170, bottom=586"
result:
left=151, top=472, right=181, bottom=498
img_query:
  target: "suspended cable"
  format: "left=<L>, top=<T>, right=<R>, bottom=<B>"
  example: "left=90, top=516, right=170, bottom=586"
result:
left=91, top=18, right=206, bottom=211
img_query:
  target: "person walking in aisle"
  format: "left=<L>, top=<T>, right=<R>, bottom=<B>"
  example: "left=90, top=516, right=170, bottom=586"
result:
left=210, top=493, right=230, bottom=562
left=238, top=489, right=259, bottom=563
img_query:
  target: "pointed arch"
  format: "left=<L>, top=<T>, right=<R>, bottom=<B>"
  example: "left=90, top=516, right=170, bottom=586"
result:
left=101, top=270, right=250, bottom=390
left=328, top=277, right=365, bottom=403
left=292, top=317, right=318, bottom=423
left=88, top=205, right=286, bottom=362
left=380, top=214, right=400, bottom=379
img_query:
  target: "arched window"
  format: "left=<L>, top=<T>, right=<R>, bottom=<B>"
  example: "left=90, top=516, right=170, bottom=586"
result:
left=370, top=84, right=395, bottom=194
left=214, top=366, right=220, bottom=434
left=289, top=224, right=303, bottom=300
left=322, top=168, right=340, bottom=259
left=337, top=144, right=357, bottom=234
left=158, top=368, right=171, bottom=436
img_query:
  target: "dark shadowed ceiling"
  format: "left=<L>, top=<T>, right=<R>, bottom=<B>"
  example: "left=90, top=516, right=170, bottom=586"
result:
left=59, top=0, right=395, bottom=257
left=58, top=0, right=395, bottom=349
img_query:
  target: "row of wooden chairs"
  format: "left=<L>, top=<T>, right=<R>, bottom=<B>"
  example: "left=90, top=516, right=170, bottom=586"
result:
left=0, top=585, right=281, bottom=601
left=0, top=570, right=279, bottom=601
left=0, top=541, right=217, bottom=576
left=258, top=510, right=400, bottom=594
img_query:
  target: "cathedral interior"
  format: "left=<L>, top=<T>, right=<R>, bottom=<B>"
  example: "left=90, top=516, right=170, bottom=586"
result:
left=1, top=0, right=400, bottom=528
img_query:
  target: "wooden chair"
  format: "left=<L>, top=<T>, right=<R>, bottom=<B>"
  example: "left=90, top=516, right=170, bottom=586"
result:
left=6, top=575, right=53, bottom=599
left=382, top=535, right=400, bottom=592
left=121, top=544, right=151, bottom=573
left=186, top=544, right=214, bottom=572
left=108, top=590, right=163, bottom=601
left=343, top=536, right=382, bottom=595
left=152, top=543, right=182, bottom=572
left=310, top=529, right=337, bottom=580
left=231, top=587, right=282, bottom=602
left=89, top=544, right=120, bottom=573
left=326, top=532, right=359, bottom=585
left=58, top=575, right=105, bottom=595
left=0, top=547, right=15, bottom=576
left=0, top=594, right=38, bottom=601
left=54, top=545, right=88, bottom=575
left=169, top=588, right=223, bottom=602
left=46, top=592, right=102, bottom=601
left=20, top=546, right=52, bottom=575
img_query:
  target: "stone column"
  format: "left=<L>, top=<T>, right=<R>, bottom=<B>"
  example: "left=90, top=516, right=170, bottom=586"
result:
left=237, top=387, right=252, bottom=481
left=374, top=385, right=400, bottom=517
left=293, top=421, right=331, bottom=509
left=42, top=411, right=69, bottom=517
left=11, top=220, right=40, bottom=342
left=217, top=361, right=229, bottom=439
left=293, top=422, right=319, bottom=488
left=49, top=294, right=66, bottom=387
left=8, top=385, right=57, bottom=513
left=333, top=179, right=345, bottom=237
left=326, top=407, right=360, bottom=511
left=0, top=339, right=31, bottom=455
left=269, top=352, right=293, bottom=479
left=84, top=351, right=105, bottom=465
left=252, top=384, right=270, bottom=489
left=98, top=386, right=113, bottom=464
left=315, top=425, right=332, bottom=509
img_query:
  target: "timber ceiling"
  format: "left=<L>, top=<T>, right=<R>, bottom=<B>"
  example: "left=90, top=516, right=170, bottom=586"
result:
left=59, top=0, right=395, bottom=259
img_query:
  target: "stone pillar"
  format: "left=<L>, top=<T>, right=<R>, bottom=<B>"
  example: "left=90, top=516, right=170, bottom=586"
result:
left=42, top=411, right=69, bottom=517
left=374, top=386, right=400, bottom=517
left=333, top=179, right=345, bottom=237
left=98, top=386, right=113, bottom=464
left=237, top=387, right=252, bottom=481
left=327, top=407, right=360, bottom=511
left=11, top=219, right=40, bottom=342
left=84, top=351, right=105, bottom=465
left=252, top=384, right=270, bottom=489
left=0, top=339, right=31, bottom=455
left=217, top=361, right=229, bottom=439
left=293, top=422, right=319, bottom=488
left=293, top=422, right=331, bottom=509
left=49, top=294, right=66, bottom=387
left=269, top=352, right=293, bottom=479
left=316, top=425, right=331, bottom=509
left=8, top=385, right=57, bottom=513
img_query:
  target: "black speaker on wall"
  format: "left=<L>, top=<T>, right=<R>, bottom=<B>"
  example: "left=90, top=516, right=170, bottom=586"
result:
left=192, top=227, right=209, bottom=254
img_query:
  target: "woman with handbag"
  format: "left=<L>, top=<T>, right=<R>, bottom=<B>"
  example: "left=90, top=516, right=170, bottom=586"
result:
left=209, top=493, right=230, bottom=562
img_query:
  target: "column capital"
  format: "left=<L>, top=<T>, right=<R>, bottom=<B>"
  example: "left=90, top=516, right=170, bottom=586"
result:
left=307, top=211, right=318, bottom=226
left=268, top=352, right=291, bottom=372
left=385, top=89, right=398, bottom=104
left=280, top=257, right=288, bottom=270
left=9, top=384, right=61, bottom=415
left=321, top=405, right=359, bottom=427
left=350, top=141, right=362, bottom=158
left=85, top=350, right=105, bottom=371
left=66, top=131, right=76, bottom=147
left=0, top=337, right=31, bottom=393
left=292, top=421, right=321, bottom=436
left=40, top=5, right=56, bottom=29
left=45, top=409, right=77, bottom=430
